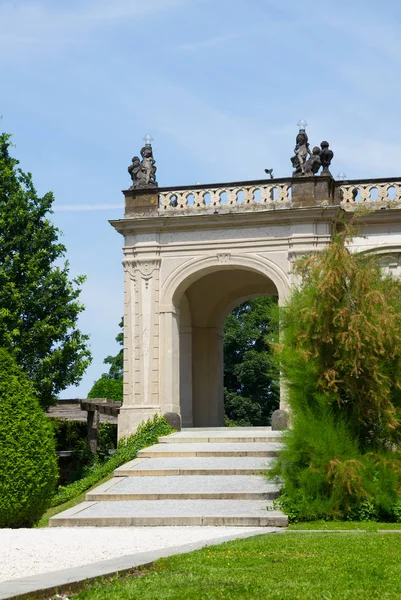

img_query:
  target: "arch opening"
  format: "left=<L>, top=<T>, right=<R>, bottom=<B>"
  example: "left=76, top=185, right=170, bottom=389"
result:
left=223, top=296, right=279, bottom=428
left=176, top=266, right=279, bottom=427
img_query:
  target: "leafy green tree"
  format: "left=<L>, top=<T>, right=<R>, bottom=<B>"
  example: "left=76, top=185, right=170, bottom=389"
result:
left=0, top=348, right=58, bottom=527
left=0, top=133, right=91, bottom=409
left=97, top=305, right=280, bottom=418
left=271, top=221, right=401, bottom=522
left=88, top=318, right=123, bottom=401
left=103, top=317, right=123, bottom=380
left=88, top=375, right=123, bottom=402
left=223, top=297, right=279, bottom=426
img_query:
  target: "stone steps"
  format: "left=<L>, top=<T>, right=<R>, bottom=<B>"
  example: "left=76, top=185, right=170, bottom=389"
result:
left=114, top=456, right=273, bottom=477
left=49, top=427, right=288, bottom=528
left=138, top=442, right=282, bottom=458
left=49, top=499, right=287, bottom=527
left=158, top=428, right=282, bottom=444
left=86, top=475, right=280, bottom=501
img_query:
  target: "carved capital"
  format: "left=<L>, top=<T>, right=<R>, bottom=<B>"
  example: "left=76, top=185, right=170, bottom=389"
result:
left=135, top=259, right=161, bottom=279
left=123, top=258, right=161, bottom=279
left=122, top=258, right=136, bottom=280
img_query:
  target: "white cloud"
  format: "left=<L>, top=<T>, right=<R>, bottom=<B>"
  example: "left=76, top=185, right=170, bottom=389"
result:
left=0, top=0, right=188, bottom=52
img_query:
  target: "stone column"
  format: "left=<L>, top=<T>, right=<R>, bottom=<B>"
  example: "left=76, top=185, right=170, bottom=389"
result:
left=179, top=323, right=193, bottom=427
left=159, top=307, right=181, bottom=416
left=118, top=252, right=162, bottom=439
left=192, top=326, right=225, bottom=427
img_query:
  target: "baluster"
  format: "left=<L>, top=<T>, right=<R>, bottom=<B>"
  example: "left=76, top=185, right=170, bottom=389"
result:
left=227, top=188, right=237, bottom=205
left=260, top=185, right=271, bottom=204
left=244, top=188, right=253, bottom=204
left=175, top=193, right=186, bottom=208
left=340, top=186, right=353, bottom=204
left=210, top=190, right=220, bottom=206
left=360, top=186, right=370, bottom=202
left=278, top=185, right=288, bottom=202
left=159, top=193, right=169, bottom=209
left=389, top=183, right=401, bottom=202
left=193, top=190, right=204, bottom=207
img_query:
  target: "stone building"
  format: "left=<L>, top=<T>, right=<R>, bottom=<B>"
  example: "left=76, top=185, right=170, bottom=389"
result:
left=112, top=140, right=401, bottom=438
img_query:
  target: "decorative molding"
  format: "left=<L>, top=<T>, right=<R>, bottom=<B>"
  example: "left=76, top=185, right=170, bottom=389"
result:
left=217, top=252, right=231, bottom=264
left=123, top=258, right=161, bottom=287
left=122, top=258, right=136, bottom=280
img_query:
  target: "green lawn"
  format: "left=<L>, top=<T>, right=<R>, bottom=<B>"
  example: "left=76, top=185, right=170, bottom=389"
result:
left=289, top=520, right=401, bottom=531
left=66, top=532, right=401, bottom=600
left=36, top=472, right=113, bottom=527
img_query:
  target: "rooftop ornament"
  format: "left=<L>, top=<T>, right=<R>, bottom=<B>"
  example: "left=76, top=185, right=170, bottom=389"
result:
left=128, top=134, right=158, bottom=189
left=290, top=120, right=334, bottom=178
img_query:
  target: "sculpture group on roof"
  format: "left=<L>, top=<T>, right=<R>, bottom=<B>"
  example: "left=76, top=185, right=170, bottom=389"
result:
left=127, top=124, right=334, bottom=191
left=128, top=135, right=158, bottom=189
left=290, top=121, right=334, bottom=178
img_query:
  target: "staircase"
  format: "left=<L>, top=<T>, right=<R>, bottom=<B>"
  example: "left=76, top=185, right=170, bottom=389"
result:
left=49, top=427, right=288, bottom=528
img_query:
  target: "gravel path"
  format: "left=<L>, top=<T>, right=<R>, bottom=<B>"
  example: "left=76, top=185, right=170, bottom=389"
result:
left=0, top=526, right=267, bottom=583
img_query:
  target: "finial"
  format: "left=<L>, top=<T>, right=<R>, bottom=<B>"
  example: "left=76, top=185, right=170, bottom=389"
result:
left=297, top=119, right=308, bottom=131
left=143, top=133, right=154, bottom=147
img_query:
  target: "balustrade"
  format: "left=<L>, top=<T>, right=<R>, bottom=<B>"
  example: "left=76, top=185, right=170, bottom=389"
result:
left=159, top=182, right=292, bottom=211
left=339, top=180, right=401, bottom=209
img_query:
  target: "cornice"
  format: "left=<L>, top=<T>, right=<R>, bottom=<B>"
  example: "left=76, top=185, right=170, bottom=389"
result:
left=110, top=205, right=344, bottom=236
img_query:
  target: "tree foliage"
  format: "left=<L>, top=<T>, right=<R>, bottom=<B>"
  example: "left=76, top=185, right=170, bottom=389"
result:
left=0, top=349, right=58, bottom=527
left=223, top=297, right=279, bottom=426
left=95, top=304, right=280, bottom=420
left=271, top=221, right=401, bottom=521
left=88, top=318, right=123, bottom=401
left=88, top=375, right=123, bottom=402
left=103, top=317, right=123, bottom=380
left=0, top=133, right=91, bottom=409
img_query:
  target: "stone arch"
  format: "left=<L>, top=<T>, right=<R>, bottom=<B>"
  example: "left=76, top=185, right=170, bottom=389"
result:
left=159, top=255, right=289, bottom=427
left=160, top=253, right=290, bottom=312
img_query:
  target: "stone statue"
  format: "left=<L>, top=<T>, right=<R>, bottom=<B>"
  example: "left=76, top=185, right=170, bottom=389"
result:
left=291, top=130, right=311, bottom=176
left=320, top=141, right=334, bottom=176
left=290, top=123, right=334, bottom=178
left=303, top=146, right=322, bottom=176
left=128, top=141, right=158, bottom=189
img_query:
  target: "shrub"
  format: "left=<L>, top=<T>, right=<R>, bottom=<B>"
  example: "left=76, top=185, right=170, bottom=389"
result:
left=270, top=220, right=401, bottom=522
left=51, top=415, right=173, bottom=506
left=0, top=349, right=58, bottom=527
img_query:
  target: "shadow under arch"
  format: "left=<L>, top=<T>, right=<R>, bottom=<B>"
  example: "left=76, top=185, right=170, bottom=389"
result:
left=162, top=256, right=288, bottom=428
left=161, top=253, right=290, bottom=312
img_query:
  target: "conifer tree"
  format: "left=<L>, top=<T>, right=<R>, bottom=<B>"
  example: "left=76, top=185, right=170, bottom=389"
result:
left=272, top=220, right=401, bottom=521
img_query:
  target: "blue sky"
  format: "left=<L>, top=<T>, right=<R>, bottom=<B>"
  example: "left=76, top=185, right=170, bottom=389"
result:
left=1, top=0, right=400, bottom=397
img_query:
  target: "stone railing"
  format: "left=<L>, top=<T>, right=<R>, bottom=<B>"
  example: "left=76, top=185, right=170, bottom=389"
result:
left=339, top=178, right=401, bottom=210
left=123, top=176, right=401, bottom=217
left=158, top=180, right=292, bottom=211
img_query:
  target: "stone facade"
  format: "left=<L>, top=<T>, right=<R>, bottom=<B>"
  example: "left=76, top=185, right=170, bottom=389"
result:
left=110, top=176, right=401, bottom=438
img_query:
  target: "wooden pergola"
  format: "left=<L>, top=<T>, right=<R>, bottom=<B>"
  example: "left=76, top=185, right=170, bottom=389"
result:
left=47, top=398, right=121, bottom=452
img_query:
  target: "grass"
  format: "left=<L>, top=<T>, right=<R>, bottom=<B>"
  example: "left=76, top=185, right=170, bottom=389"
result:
left=36, top=473, right=113, bottom=528
left=289, top=520, right=401, bottom=531
left=37, top=416, right=174, bottom=527
left=54, top=532, right=401, bottom=600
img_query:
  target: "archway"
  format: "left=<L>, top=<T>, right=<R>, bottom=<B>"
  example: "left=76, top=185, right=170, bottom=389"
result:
left=174, top=266, right=280, bottom=427
left=223, top=295, right=279, bottom=427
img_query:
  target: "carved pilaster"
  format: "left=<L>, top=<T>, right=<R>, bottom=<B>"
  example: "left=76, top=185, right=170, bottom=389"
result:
left=122, top=255, right=161, bottom=409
